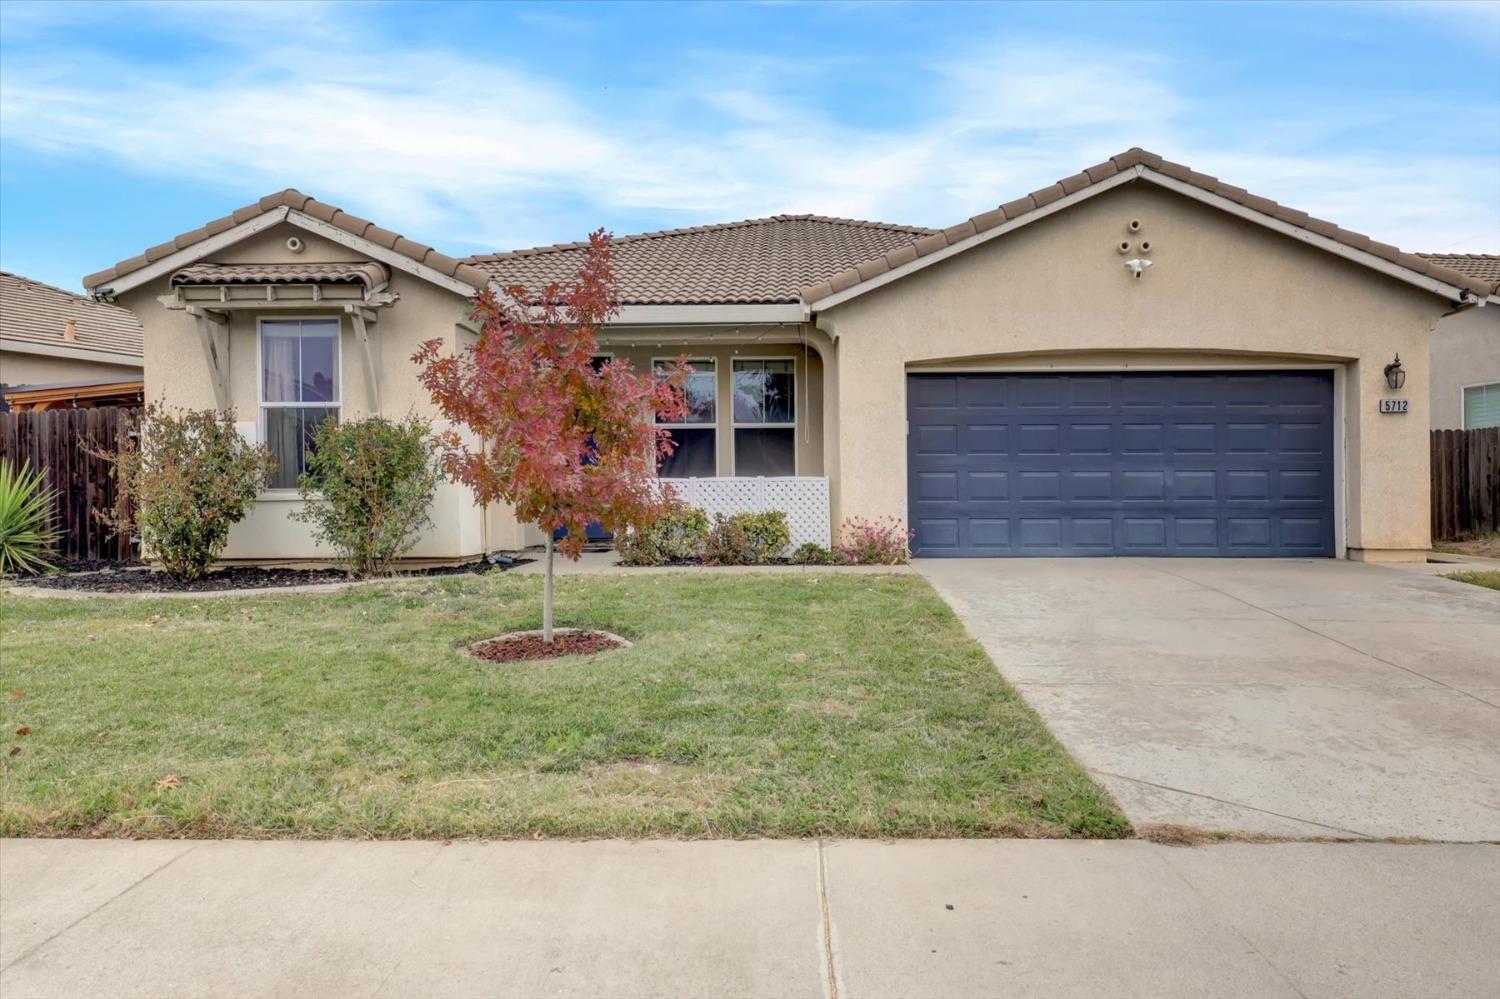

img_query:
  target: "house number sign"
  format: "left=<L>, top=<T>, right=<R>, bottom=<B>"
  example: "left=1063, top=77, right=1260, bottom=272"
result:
left=1379, top=399, right=1409, bottom=414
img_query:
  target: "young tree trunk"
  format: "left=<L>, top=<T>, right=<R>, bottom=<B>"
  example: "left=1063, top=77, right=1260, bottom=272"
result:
left=542, top=530, right=555, bottom=643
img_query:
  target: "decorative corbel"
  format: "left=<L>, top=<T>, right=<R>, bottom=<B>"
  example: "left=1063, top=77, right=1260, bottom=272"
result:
left=185, top=306, right=230, bottom=410
left=346, top=305, right=381, bottom=412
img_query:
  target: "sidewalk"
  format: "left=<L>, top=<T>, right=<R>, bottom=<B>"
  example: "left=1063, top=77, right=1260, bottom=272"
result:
left=2, top=838, right=1496, bottom=998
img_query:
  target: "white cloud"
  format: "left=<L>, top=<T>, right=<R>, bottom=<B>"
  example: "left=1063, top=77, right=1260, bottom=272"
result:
left=1, top=5, right=1496, bottom=254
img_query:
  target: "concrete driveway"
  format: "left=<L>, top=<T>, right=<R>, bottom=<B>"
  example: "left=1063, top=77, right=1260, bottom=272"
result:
left=916, top=558, right=1500, bottom=840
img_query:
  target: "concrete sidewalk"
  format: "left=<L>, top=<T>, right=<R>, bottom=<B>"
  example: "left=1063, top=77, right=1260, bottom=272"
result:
left=2, top=839, right=1496, bottom=999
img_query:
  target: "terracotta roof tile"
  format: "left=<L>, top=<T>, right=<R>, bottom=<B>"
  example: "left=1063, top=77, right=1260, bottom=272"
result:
left=84, top=190, right=492, bottom=292
left=169, top=262, right=391, bottom=288
left=466, top=214, right=935, bottom=305
left=1419, top=253, right=1500, bottom=292
left=802, top=147, right=1495, bottom=304
left=1, top=271, right=144, bottom=359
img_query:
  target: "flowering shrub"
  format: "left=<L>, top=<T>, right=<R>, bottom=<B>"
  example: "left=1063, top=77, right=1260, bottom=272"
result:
left=616, top=505, right=710, bottom=566
left=835, top=515, right=913, bottom=565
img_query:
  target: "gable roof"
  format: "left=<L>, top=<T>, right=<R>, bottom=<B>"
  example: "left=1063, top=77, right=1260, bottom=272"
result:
left=81, top=189, right=491, bottom=294
left=467, top=215, right=934, bottom=306
left=0, top=271, right=143, bottom=360
left=1418, top=253, right=1500, bottom=294
left=802, top=148, right=1493, bottom=308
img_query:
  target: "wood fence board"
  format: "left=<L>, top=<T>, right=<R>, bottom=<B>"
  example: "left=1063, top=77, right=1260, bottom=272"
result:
left=1431, top=428, right=1500, bottom=541
left=0, top=406, right=137, bottom=562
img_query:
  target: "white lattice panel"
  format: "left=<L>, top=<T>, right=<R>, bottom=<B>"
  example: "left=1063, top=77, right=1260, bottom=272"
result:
left=658, top=477, right=830, bottom=550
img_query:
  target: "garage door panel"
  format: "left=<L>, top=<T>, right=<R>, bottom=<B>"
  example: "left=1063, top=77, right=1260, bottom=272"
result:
left=908, top=371, right=1334, bottom=557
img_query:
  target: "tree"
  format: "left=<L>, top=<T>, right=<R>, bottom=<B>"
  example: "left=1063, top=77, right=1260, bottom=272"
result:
left=414, top=231, right=688, bottom=641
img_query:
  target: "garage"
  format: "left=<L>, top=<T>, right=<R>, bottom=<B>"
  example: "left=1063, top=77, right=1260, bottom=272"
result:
left=907, top=371, right=1336, bottom=557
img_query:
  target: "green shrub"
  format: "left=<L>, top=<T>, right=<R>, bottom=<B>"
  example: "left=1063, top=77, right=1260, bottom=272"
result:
left=701, top=510, right=791, bottom=565
left=616, top=505, right=710, bottom=566
left=94, top=405, right=274, bottom=582
left=788, top=541, right=845, bottom=565
left=289, top=415, right=443, bottom=578
left=0, top=460, right=61, bottom=576
left=835, top=515, right=913, bottom=565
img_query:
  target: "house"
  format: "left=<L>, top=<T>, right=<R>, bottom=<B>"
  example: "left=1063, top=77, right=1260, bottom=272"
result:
left=0, top=272, right=144, bottom=411
left=1418, top=254, right=1499, bottom=430
left=81, top=147, right=1491, bottom=563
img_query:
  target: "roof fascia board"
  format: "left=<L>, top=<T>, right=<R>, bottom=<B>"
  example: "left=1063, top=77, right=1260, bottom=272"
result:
left=0, top=337, right=144, bottom=367
left=1139, top=172, right=1478, bottom=304
left=804, top=169, right=1141, bottom=314
left=91, top=208, right=290, bottom=297
left=287, top=210, right=480, bottom=297
left=610, top=304, right=806, bottom=325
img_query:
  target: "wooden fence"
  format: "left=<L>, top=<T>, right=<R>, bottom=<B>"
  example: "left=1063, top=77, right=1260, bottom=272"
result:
left=1431, top=428, right=1500, bottom=542
left=0, top=406, right=138, bottom=562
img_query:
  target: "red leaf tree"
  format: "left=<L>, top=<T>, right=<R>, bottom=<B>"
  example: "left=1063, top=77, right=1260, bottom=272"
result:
left=414, top=231, right=688, bottom=642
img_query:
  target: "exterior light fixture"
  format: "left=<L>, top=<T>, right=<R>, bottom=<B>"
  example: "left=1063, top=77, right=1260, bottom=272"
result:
left=1384, top=355, right=1406, bottom=390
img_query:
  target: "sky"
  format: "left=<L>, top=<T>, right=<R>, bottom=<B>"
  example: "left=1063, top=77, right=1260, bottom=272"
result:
left=1, top=0, right=1497, bottom=293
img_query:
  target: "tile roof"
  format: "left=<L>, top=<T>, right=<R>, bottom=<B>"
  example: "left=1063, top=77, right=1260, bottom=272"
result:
left=467, top=215, right=935, bottom=305
left=82, top=190, right=490, bottom=292
left=802, top=148, right=1495, bottom=304
left=171, top=261, right=391, bottom=288
left=0, top=271, right=144, bottom=359
left=1417, top=253, right=1500, bottom=293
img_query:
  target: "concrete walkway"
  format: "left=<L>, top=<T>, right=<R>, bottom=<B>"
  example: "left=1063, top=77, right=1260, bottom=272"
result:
left=917, top=557, right=1500, bottom=841
left=2, top=838, right=1496, bottom=999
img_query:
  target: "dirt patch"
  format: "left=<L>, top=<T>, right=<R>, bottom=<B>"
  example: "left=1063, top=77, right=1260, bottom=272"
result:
left=468, top=628, right=629, bottom=662
left=16, top=558, right=530, bottom=594
left=1433, top=535, right=1500, bottom=558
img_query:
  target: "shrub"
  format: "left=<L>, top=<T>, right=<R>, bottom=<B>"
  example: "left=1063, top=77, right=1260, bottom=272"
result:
left=0, top=461, right=60, bottom=576
left=616, top=505, right=710, bottom=566
left=289, top=415, right=443, bottom=578
left=788, top=541, right=845, bottom=565
left=835, top=515, right=913, bottom=565
left=701, top=510, right=791, bottom=565
left=94, top=405, right=274, bottom=582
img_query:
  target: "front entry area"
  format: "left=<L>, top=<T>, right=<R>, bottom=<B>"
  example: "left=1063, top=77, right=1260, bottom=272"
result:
left=907, top=370, right=1336, bottom=557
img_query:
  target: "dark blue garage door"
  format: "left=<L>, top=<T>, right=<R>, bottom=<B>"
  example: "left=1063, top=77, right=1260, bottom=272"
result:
left=907, top=371, right=1335, bottom=557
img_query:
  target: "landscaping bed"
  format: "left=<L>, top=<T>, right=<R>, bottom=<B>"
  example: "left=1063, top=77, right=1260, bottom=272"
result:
left=0, top=573, right=1127, bottom=840
left=13, top=557, right=530, bottom=593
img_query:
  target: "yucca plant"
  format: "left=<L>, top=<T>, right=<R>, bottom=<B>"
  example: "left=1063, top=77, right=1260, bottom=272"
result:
left=0, top=460, right=61, bottom=576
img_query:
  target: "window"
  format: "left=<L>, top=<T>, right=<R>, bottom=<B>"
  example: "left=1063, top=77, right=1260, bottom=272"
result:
left=655, top=358, right=716, bottom=477
left=1464, top=383, right=1500, bottom=430
left=261, top=319, right=340, bottom=488
left=733, top=358, right=795, bottom=476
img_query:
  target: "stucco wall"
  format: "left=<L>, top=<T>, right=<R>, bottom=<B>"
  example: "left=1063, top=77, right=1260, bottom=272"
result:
left=117, top=221, right=491, bottom=561
left=817, top=182, right=1446, bottom=559
left=0, top=349, right=141, bottom=387
left=1429, top=304, right=1500, bottom=430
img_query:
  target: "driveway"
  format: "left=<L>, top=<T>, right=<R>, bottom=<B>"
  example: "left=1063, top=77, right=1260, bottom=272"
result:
left=916, top=558, right=1500, bottom=840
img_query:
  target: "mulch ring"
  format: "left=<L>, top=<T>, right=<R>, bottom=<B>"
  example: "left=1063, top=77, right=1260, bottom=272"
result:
left=466, top=628, right=631, bottom=663
left=15, top=557, right=532, bottom=594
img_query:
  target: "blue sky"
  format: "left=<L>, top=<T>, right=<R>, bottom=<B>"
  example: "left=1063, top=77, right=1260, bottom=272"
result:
left=1, top=0, right=1497, bottom=292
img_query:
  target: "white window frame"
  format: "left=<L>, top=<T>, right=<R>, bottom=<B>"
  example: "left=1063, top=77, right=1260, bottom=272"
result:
left=731, top=355, right=798, bottom=477
left=1461, top=381, right=1500, bottom=430
left=653, top=356, right=717, bottom=478
left=257, top=316, right=342, bottom=492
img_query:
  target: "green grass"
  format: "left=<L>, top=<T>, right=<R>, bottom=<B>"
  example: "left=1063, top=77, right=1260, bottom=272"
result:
left=1445, top=570, right=1500, bottom=591
left=0, top=573, right=1127, bottom=840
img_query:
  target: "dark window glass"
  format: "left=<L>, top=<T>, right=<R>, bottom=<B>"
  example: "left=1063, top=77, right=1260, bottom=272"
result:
left=734, top=428, right=795, bottom=477
left=732, top=359, right=794, bottom=424
left=265, top=407, right=338, bottom=488
left=658, top=427, right=716, bottom=478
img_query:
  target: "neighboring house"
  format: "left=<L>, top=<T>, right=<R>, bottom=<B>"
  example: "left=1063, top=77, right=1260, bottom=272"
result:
left=0, top=272, right=144, bottom=411
left=82, top=147, right=1491, bottom=564
left=1418, top=253, right=1500, bottom=430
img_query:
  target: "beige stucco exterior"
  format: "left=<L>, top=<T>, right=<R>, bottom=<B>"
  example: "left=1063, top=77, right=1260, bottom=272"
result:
left=1429, top=303, right=1500, bottom=430
left=816, top=183, right=1446, bottom=561
left=0, top=348, right=141, bottom=387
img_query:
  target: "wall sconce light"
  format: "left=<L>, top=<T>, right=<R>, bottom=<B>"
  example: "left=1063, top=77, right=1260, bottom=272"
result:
left=1384, top=355, right=1405, bottom=390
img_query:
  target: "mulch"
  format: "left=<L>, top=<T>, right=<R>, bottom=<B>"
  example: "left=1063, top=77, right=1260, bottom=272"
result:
left=15, top=558, right=532, bottom=594
left=469, top=629, right=626, bottom=662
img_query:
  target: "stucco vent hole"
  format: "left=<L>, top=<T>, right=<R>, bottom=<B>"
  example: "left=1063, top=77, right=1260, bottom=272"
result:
left=1117, top=240, right=1132, bottom=254
left=1127, top=218, right=1143, bottom=232
left=286, top=236, right=305, bottom=253
left=1140, top=240, right=1152, bottom=253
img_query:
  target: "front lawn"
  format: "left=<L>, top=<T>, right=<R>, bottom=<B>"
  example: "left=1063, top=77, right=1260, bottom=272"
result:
left=1445, top=569, right=1500, bottom=592
left=0, top=573, right=1126, bottom=839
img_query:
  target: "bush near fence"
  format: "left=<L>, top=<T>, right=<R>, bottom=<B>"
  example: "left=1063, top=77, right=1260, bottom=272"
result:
left=0, top=406, right=138, bottom=562
left=1431, top=428, right=1500, bottom=542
